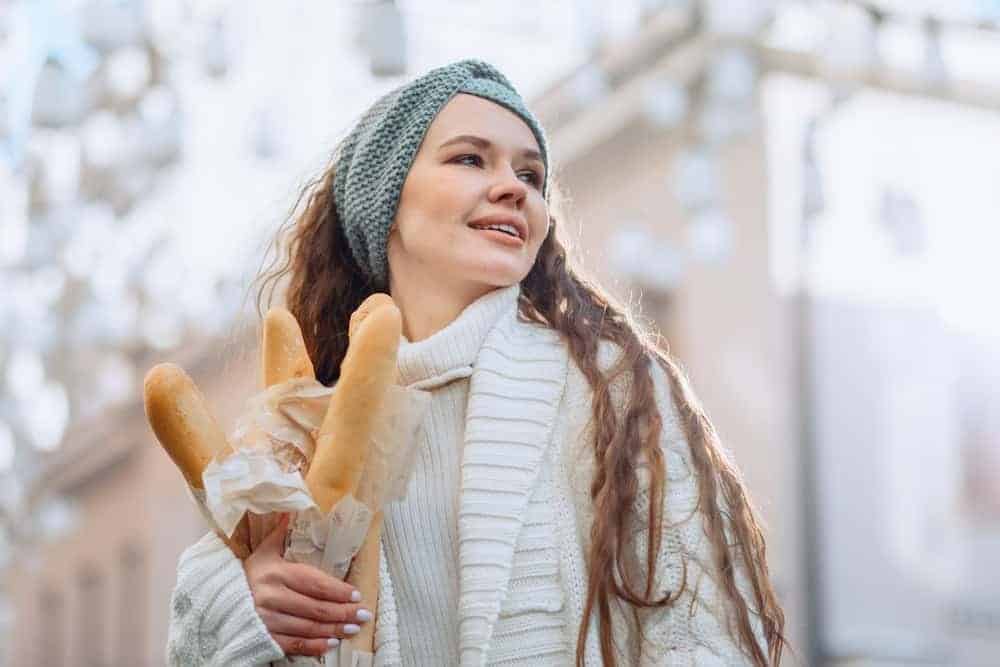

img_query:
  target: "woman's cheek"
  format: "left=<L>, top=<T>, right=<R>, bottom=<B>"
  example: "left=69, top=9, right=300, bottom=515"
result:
left=435, top=168, right=477, bottom=195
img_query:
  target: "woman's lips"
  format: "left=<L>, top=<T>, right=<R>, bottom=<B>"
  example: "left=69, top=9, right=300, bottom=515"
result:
left=470, top=226, right=525, bottom=247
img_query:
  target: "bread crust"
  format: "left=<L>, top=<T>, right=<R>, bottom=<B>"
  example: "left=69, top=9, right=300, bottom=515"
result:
left=245, top=306, right=319, bottom=550
left=262, top=307, right=316, bottom=387
left=340, top=293, right=399, bottom=652
left=143, top=363, right=248, bottom=558
left=306, top=295, right=402, bottom=514
left=143, top=363, right=230, bottom=490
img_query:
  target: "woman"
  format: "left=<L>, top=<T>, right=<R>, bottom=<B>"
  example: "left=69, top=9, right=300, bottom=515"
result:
left=167, top=59, right=786, bottom=666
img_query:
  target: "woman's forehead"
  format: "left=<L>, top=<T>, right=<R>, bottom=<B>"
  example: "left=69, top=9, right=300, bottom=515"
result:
left=426, top=93, right=540, bottom=152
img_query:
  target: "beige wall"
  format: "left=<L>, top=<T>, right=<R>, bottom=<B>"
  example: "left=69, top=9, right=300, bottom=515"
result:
left=4, top=336, right=259, bottom=666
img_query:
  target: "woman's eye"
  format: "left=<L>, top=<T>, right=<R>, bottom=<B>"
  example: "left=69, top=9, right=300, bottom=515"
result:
left=454, top=154, right=483, bottom=167
left=518, top=170, right=541, bottom=186
left=453, top=155, right=541, bottom=187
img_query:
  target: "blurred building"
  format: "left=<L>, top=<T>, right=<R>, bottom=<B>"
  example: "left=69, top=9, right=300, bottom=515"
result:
left=6, top=7, right=811, bottom=664
left=2, top=332, right=259, bottom=666
left=5, top=2, right=1000, bottom=666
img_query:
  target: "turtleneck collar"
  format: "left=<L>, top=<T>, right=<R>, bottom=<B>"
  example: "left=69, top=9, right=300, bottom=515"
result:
left=396, top=283, right=521, bottom=391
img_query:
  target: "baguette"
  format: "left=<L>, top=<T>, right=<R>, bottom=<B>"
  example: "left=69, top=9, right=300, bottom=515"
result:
left=143, top=363, right=249, bottom=558
left=262, top=306, right=316, bottom=387
left=341, top=293, right=399, bottom=654
left=345, top=513, right=382, bottom=651
left=248, top=306, right=318, bottom=549
left=270, top=299, right=393, bottom=656
left=348, top=293, right=394, bottom=340
left=305, top=295, right=401, bottom=514
left=143, top=363, right=231, bottom=490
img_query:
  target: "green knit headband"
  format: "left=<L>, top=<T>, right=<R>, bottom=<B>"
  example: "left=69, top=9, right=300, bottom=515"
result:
left=333, top=58, right=550, bottom=289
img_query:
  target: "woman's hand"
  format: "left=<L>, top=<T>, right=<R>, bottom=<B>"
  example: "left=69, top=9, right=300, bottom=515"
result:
left=243, top=514, right=373, bottom=657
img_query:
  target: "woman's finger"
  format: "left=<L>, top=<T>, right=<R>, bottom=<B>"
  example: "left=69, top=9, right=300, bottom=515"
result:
left=271, top=634, right=337, bottom=658
left=257, top=586, right=370, bottom=625
left=279, top=561, right=359, bottom=603
left=259, top=608, right=364, bottom=641
left=257, top=608, right=342, bottom=639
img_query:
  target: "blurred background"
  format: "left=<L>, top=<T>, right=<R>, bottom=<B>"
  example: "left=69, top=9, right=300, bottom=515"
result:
left=2, top=0, right=1000, bottom=664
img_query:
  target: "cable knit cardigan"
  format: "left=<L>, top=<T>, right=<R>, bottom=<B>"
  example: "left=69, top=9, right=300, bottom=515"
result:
left=166, top=285, right=766, bottom=666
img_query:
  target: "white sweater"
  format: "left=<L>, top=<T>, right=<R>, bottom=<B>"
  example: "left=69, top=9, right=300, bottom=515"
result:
left=166, top=284, right=767, bottom=666
left=382, top=281, right=515, bottom=664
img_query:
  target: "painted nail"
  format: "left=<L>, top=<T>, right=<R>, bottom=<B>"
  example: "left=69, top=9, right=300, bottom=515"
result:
left=350, top=590, right=361, bottom=603
left=343, top=624, right=361, bottom=635
left=327, top=638, right=340, bottom=648
left=356, top=609, right=373, bottom=622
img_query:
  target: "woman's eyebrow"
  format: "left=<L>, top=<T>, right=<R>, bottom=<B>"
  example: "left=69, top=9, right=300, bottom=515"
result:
left=438, top=134, right=542, bottom=162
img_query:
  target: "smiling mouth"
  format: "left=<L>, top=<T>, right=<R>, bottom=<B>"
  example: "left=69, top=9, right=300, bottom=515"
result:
left=468, top=225, right=525, bottom=245
left=472, top=226, right=519, bottom=238
left=467, top=221, right=525, bottom=241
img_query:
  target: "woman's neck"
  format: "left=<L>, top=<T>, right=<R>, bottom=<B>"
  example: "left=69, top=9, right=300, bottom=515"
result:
left=389, top=278, right=496, bottom=342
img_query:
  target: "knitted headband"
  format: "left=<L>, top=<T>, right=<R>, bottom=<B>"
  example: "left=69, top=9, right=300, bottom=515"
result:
left=333, top=58, right=549, bottom=289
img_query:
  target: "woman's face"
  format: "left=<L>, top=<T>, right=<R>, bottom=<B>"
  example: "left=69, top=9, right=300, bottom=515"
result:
left=387, top=93, right=548, bottom=298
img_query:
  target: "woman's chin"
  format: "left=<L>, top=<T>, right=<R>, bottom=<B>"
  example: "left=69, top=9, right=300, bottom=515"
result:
left=470, top=264, right=530, bottom=288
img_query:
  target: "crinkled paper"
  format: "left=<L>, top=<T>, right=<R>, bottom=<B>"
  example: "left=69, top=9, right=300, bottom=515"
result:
left=192, top=377, right=430, bottom=667
left=280, top=642, right=374, bottom=667
left=186, top=486, right=218, bottom=534
left=277, top=383, right=430, bottom=667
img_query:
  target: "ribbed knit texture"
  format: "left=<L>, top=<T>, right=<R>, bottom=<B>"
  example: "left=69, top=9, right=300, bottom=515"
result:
left=453, top=294, right=569, bottom=666
left=382, top=283, right=520, bottom=665
left=333, top=58, right=549, bottom=289
left=553, top=341, right=767, bottom=666
left=166, top=532, right=284, bottom=666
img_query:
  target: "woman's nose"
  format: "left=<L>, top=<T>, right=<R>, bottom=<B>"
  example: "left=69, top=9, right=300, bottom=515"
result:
left=489, top=167, right=528, bottom=204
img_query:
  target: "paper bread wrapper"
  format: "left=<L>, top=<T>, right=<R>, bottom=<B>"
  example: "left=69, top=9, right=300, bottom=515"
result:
left=199, top=378, right=429, bottom=666
left=243, top=307, right=320, bottom=548
left=202, top=379, right=427, bottom=539
left=206, top=299, right=411, bottom=665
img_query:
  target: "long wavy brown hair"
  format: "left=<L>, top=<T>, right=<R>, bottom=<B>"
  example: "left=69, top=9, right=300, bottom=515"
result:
left=253, top=149, right=787, bottom=665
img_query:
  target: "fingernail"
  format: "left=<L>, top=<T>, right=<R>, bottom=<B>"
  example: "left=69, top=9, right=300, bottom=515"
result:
left=356, top=608, right=372, bottom=622
left=350, top=590, right=361, bottom=602
left=327, top=638, right=340, bottom=648
left=343, top=624, right=361, bottom=635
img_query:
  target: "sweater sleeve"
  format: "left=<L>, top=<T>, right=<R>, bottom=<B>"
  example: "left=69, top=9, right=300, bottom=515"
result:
left=628, top=363, right=769, bottom=666
left=166, top=532, right=285, bottom=667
